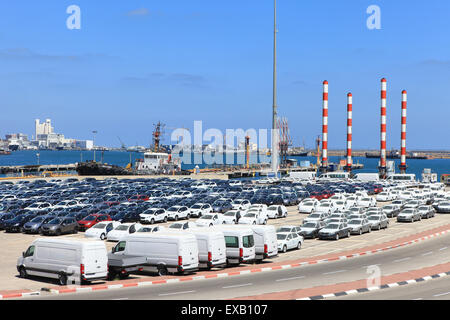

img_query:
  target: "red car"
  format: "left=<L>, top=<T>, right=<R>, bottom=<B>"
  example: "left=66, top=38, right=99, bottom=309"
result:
left=128, top=194, right=149, bottom=202
left=77, top=214, right=112, bottom=231
left=104, top=201, right=120, bottom=207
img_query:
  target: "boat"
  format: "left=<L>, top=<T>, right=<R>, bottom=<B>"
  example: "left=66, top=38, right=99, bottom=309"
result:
left=76, top=161, right=131, bottom=176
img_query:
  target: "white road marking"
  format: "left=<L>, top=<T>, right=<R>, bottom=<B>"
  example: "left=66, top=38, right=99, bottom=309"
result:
left=158, top=290, right=196, bottom=297
left=323, top=270, right=346, bottom=275
left=439, top=247, right=448, bottom=251
left=421, top=251, right=433, bottom=256
left=412, top=298, right=423, bottom=300
left=113, top=298, right=129, bottom=300
left=433, top=292, right=450, bottom=297
left=276, top=276, right=305, bottom=282
left=222, top=283, right=253, bottom=289
left=393, top=257, right=411, bottom=263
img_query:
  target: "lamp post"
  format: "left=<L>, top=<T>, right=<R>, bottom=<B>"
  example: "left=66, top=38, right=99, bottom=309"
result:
left=36, top=153, right=40, bottom=165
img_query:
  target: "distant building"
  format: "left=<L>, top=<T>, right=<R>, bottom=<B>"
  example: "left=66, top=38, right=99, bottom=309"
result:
left=75, top=140, right=94, bottom=150
left=35, top=119, right=54, bottom=138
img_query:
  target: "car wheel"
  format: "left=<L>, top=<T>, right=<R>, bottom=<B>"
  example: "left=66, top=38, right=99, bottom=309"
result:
left=263, top=220, right=267, bottom=225
left=19, top=267, right=28, bottom=279
left=282, top=245, right=287, bottom=253
left=56, top=229, right=61, bottom=236
left=335, top=234, right=339, bottom=240
left=175, top=215, right=179, bottom=221
left=347, top=231, right=350, bottom=238
left=118, top=272, right=130, bottom=280
left=150, top=219, right=155, bottom=225
left=359, top=229, right=362, bottom=235
left=253, top=222, right=256, bottom=225
left=58, top=273, right=67, bottom=286
left=163, top=217, right=167, bottom=223
left=232, top=220, right=235, bottom=224
left=157, top=266, right=168, bottom=277
left=297, top=242, right=302, bottom=250
left=209, top=224, right=213, bottom=227
left=187, top=214, right=191, bottom=220
left=100, top=233, right=106, bottom=240
left=411, top=218, right=414, bottom=223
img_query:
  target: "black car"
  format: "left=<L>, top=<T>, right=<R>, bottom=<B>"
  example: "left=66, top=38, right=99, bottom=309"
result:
left=40, top=217, right=79, bottom=236
left=0, top=213, right=16, bottom=230
left=299, top=221, right=326, bottom=239
left=318, top=223, right=352, bottom=240
left=212, top=200, right=233, bottom=213
left=4, top=214, right=37, bottom=233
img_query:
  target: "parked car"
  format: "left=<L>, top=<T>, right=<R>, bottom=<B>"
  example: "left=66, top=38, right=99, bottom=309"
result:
left=107, top=223, right=143, bottom=242
left=417, top=205, right=436, bottom=219
left=40, top=217, right=79, bottom=236
left=22, top=215, right=55, bottom=234
left=168, top=221, right=198, bottom=230
left=195, top=214, right=225, bottom=227
left=84, top=221, right=121, bottom=240
left=166, top=206, right=190, bottom=221
left=276, top=232, right=303, bottom=253
left=318, top=223, right=351, bottom=240
left=397, top=208, right=422, bottom=223
left=381, top=204, right=401, bottom=218
left=347, top=218, right=372, bottom=235
left=222, top=210, right=242, bottom=224
left=267, top=205, right=288, bottom=219
left=238, top=211, right=267, bottom=225
left=435, top=202, right=450, bottom=213
left=78, top=214, right=112, bottom=231
left=189, top=203, right=212, bottom=218
left=298, top=199, right=319, bottom=214
left=276, top=225, right=302, bottom=237
left=4, top=214, right=38, bottom=233
left=299, top=221, right=326, bottom=239
left=139, top=208, right=168, bottom=224
left=367, top=214, right=389, bottom=231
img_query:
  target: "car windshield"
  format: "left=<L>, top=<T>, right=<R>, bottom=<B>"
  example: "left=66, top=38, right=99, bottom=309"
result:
left=30, top=216, right=44, bottom=223
left=191, top=205, right=202, bottom=209
left=93, top=223, right=107, bottom=229
left=418, top=207, right=428, bottom=211
left=200, top=215, right=213, bottom=220
left=368, top=216, right=379, bottom=220
left=49, top=218, right=62, bottom=224
left=303, top=203, right=313, bottom=206
left=277, top=234, right=287, bottom=240
left=326, top=224, right=340, bottom=230
left=167, top=207, right=179, bottom=212
left=224, top=212, right=236, bottom=216
left=384, top=206, right=394, bottom=210
left=309, top=214, right=320, bottom=218
left=169, top=224, right=183, bottom=229
left=268, top=207, right=277, bottom=210
left=277, top=227, right=292, bottom=233
left=302, top=223, right=317, bottom=228
left=137, top=227, right=152, bottom=232
left=349, top=220, right=362, bottom=225
left=84, top=215, right=96, bottom=221
left=115, top=225, right=130, bottom=231
left=402, top=209, right=414, bottom=213
left=244, top=214, right=256, bottom=218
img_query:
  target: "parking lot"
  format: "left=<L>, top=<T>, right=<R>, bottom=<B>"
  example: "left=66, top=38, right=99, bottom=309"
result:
left=1, top=196, right=449, bottom=293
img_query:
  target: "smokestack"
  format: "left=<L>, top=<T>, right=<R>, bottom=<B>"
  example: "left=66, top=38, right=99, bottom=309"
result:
left=321, top=80, right=329, bottom=172
left=379, top=78, right=387, bottom=177
left=345, top=93, right=353, bottom=172
left=399, top=90, right=407, bottom=173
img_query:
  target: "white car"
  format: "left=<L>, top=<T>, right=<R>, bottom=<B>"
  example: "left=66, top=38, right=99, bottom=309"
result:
left=222, top=210, right=243, bottom=224
left=139, top=208, right=168, bottom=224
left=315, top=202, right=337, bottom=215
left=303, top=212, right=328, bottom=224
left=333, top=200, right=348, bottom=211
left=84, top=221, right=121, bottom=240
left=189, top=203, right=212, bottom=218
left=267, top=205, right=288, bottom=219
left=168, top=221, right=198, bottom=230
left=166, top=206, right=190, bottom=221
left=195, top=214, right=225, bottom=227
left=345, top=196, right=359, bottom=207
left=357, top=197, right=376, bottom=208
left=107, top=223, right=143, bottom=242
left=238, top=212, right=267, bottom=225
left=52, top=200, right=80, bottom=210
left=276, top=225, right=302, bottom=236
left=277, top=232, right=304, bottom=253
left=136, top=225, right=166, bottom=233
left=25, top=202, right=52, bottom=211
left=298, top=199, right=319, bottom=214
left=376, top=192, right=393, bottom=202
left=231, top=199, right=251, bottom=211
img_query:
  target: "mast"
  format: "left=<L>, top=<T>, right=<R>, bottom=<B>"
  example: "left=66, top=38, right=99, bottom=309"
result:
left=271, top=0, right=279, bottom=174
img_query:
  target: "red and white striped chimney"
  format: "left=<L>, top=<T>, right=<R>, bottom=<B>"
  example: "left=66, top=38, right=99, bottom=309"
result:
left=399, top=90, right=407, bottom=173
left=321, top=80, right=329, bottom=171
left=380, top=78, right=387, bottom=176
left=346, top=93, right=353, bottom=172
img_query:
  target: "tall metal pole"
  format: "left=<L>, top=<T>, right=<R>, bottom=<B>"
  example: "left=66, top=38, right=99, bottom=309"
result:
left=271, top=0, right=279, bottom=174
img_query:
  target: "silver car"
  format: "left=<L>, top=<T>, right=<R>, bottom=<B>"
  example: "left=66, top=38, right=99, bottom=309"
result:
left=367, top=214, right=389, bottom=230
left=417, top=205, right=435, bottom=219
left=347, top=218, right=372, bottom=235
left=397, top=208, right=422, bottom=223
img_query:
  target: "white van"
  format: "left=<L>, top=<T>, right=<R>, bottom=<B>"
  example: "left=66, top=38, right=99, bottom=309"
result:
left=112, top=232, right=199, bottom=276
left=186, top=229, right=227, bottom=269
left=17, top=238, right=108, bottom=285
left=289, top=172, right=316, bottom=180
left=228, top=225, right=278, bottom=262
left=212, top=225, right=256, bottom=266
left=353, top=173, right=380, bottom=182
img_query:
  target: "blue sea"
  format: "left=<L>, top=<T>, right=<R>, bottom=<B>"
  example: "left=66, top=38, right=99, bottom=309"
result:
left=0, top=150, right=449, bottom=179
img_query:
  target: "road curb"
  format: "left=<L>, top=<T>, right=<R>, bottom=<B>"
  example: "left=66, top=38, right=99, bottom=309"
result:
left=298, top=271, right=450, bottom=300
left=3, top=227, right=450, bottom=299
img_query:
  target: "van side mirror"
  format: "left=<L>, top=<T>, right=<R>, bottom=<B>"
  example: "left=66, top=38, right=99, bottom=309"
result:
left=22, top=252, right=25, bottom=257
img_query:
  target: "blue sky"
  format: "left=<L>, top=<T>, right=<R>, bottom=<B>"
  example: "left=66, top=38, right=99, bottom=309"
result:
left=0, top=1, right=449, bottom=150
